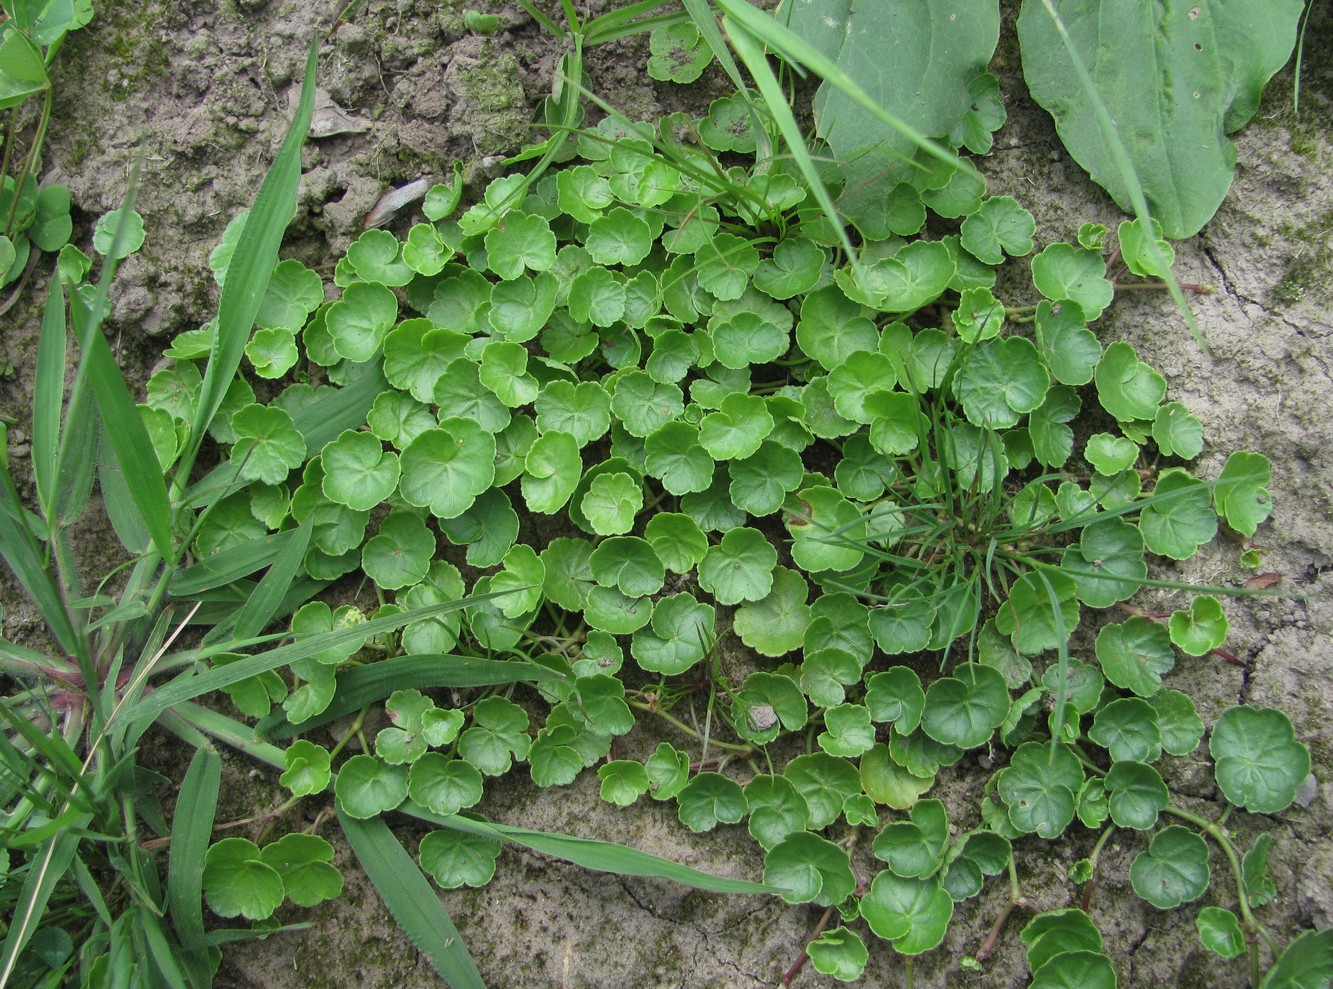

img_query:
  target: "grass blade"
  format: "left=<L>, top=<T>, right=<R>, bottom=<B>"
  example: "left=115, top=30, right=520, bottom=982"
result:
left=31, top=274, right=65, bottom=516
left=721, top=13, right=860, bottom=272
left=179, top=41, right=319, bottom=480
left=0, top=821, right=92, bottom=986
left=0, top=461, right=82, bottom=657
left=168, top=529, right=301, bottom=596
left=255, top=654, right=568, bottom=740
left=338, top=811, right=488, bottom=989
left=410, top=804, right=777, bottom=896
left=167, top=744, right=220, bottom=977
left=123, top=596, right=504, bottom=727
left=67, top=287, right=174, bottom=560
left=225, top=521, right=312, bottom=643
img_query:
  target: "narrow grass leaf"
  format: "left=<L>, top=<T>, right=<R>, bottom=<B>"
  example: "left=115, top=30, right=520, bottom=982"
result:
left=169, top=529, right=301, bottom=596
left=167, top=745, right=221, bottom=969
left=0, top=821, right=91, bottom=986
left=125, top=596, right=506, bottom=726
left=31, top=274, right=66, bottom=515
left=257, top=653, right=567, bottom=740
left=338, top=811, right=487, bottom=989
left=182, top=41, right=318, bottom=478
left=0, top=465, right=81, bottom=657
left=408, top=802, right=776, bottom=895
left=228, top=522, right=312, bottom=642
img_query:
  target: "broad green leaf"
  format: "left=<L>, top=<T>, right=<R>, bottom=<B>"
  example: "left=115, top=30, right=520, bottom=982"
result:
left=698, top=392, right=774, bottom=461
left=1149, top=689, right=1204, bottom=756
left=491, top=543, right=545, bottom=618
left=202, top=838, right=284, bottom=920
left=807, top=927, right=867, bottom=982
left=996, top=742, right=1083, bottom=838
left=742, top=775, right=810, bottom=848
left=1089, top=697, right=1162, bottom=763
left=735, top=673, right=808, bottom=745
left=362, top=511, right=433, bottom=590
left=231, top=404, right=305, bottom=485
left=645, top=743, right=691, bottom=801
left=458, top=696, right=531, bottom=776
left=261, top=833, right=342, bottom=907
left=479, top=340, right=539, bottom=407
left=818, top=704, right=876, bottom=758
left=1029, top=951, right=1117, bottom=989
left=598, top=761, right=651, bottom=807
left=1196, top=907, right=1245, bottom=959
left=781, top=0, right=997, bottom=229
left=763, top=832, right=855, bottom=906
left=1152, top=402, right=1204, bottom=459
left=1213, top=450, right=1273, bottom=537
left=399, top=421, right=495, bottom=520
left=1017, top=0, right=1305, bottom=238
left=321, top=429, right=400, bottom=511
left=1031, top=243, right=1113, bottom=320
left=676, top=773, right=747, bottom=833
left=1034, top=299, right=1100, bottom=386
left=698, top=527, right=777, bottom=605
left=960, top=195, right=1035, bottom=264
left=1139, top=467, right=1218, bottom=560
left=590, top=536, right=664, bottom=598
left=733, top=566, right=811, bottom=657
left=787, top=753, right=862, bottom=829
left=861, top=872, right=954, bottom=955
left=953, top=336, right=1049, bottom=428
left=1168, top=595, right=1228, bottom=656
left=1104, top=761, right=1168, bottom=830
left=484, top=211, right=556, bottom=280
left=1095, top=617, right=1174, bottom=697
left=644, top=421, right=714, bottom=495
left=921, top=663, right=1010, bottom=749
left=1061, top=517, right=1147, bottom=609
left=522, top=430, right=582, bottom=514
left=860, top=743, right=934, bottom=810
left=1259, top=928, right=1333, bottom=989
left=346, top=229, right=413, bottom=285
left=1130, top=825, right=1209, bottom=909
left=995, top=568, right=1079, bottom=655
left=580, top=472, right=645, bottom=535
left=1095, top=341, right=1166, bottom=422
left=419, top=829, right=501, bottom=889
left=631, top=591, right=715, bottom=675
left=536, top=380, right=611, bottom=448
left=1022, top=908, right=1104, bottom=973
left=335, top=755, right=408, bottom=819
left=1209, top=706, right=1310, bottom=813
left=327, top=280, right=398, bottom=362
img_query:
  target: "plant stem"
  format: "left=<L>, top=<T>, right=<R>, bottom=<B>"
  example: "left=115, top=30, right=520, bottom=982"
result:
left=903, top=955, right=914, bottom=989
left=977, top=851, right=1028, bottom=962
left=1081, top=824, right=1116, bottom=910
left=628, top=700, right=754, bottom=754
left=780, top=904, right=835, bottom=986
left=4, top=88, right=53, bottom=236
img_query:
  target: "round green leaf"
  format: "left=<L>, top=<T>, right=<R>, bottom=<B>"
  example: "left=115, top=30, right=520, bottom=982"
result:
left=536, top=380, right=611, bottom=448
left=960, top=195, right=1035, bottom=264
left=321, top=429, right=400, bottom=511
left=1030, top=950, right=1117, bottom=989
left=1209, top=706, right=1311, bottom=814
left=743, top=775, right=810, bottom=848
left=953, top=336, right=1049, bottom=429
left=806, top=927, right=867, bottom=982
left=1089, top=697, right=1162, bottom=763
left=327, top=280, right=398, bottom=362
left=419, top=829, right=502, bottom=889
left=1152, top=402, right=1204, bottom=459
left=1196, top=907, right=1245, bottom=959
left=1140, top=467, right=1218, bottom=560
left=334, top=755, right=408, bottom=819
left=280, top=740, right=332, bottom=797
left=484, top=211, right=556, bottom=280
left=676, top=772, right=747, bottom=833
left=1031, top=242, right=1114, bottom=319
left=996, top=742, right=1083, bottom=838
left=585, top=206, right=652, bottom=266
left=362, top=511, right=433, bottom=591
left=1104, top=761, right=1169, bottom=830
left=644, top=512, right=708, bottom=574
left=580, top=472, right=645, bottom=535
left=399, top=421, right=495, bottom=520
left=260, top=833, right=343, bottom=908
left=921, top=663, right=1010, bottom=749
left=522, top=430, right=582, bottom=513
left=763, top=832, right=856, bottom=906
left=1095, top=617, right=1175, bottom=697
left=231, top=404, right=306, bottom=485
left=698, top=392, right=774, bottom=461
left=202, top=838, right=285, bottom=921
left=644, top=421, right=715, bottom=495
left=1062, top=517, right=1147, bottom=609
left=589, top=536, right=664, bottom=597
left=861, top=872, right=954, bottom=954
left=698, top=527, right=777, bottom=605
left=1213, top=451, right=1273, bottom=537
left=1149, top=689, right=1204, bottom=756
left=1095, top=341, right=1167, bottom=422
left=1130, top=825, right=1210, bottom=909
left=631, top=592, right=714, bottom=675
left=733, top=566, right=811, bottom=657
left=598, top=760, right=650, bottom=806
left=1168, top=595, right=1228, bottom=656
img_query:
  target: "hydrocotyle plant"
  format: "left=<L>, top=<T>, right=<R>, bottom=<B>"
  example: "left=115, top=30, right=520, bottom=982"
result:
left=112, top=8, right=1327, bottom=981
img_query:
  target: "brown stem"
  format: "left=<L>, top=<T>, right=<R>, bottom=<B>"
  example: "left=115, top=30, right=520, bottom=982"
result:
left=976, top=896, right=1029, bottom=963
left=781, top=904, right=837, bottom=987
left=1111, top=280, right=1213, bottom=294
